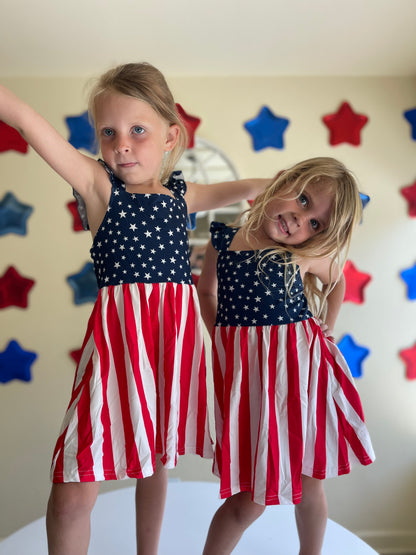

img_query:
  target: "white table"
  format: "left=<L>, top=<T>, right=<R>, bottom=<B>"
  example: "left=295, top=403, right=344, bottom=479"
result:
left=0, top=481, right=378, bottom=554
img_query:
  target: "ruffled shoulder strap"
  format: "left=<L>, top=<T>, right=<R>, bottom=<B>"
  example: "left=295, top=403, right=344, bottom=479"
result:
left=165, top=171, right=187, bottom=197
left=210, top=222, right=239, bottom=252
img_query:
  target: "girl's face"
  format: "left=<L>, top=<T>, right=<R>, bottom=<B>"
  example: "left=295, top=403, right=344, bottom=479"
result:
left=95, top=92, right=179, bottom=190
left=258, top=182, right=334, bottom=247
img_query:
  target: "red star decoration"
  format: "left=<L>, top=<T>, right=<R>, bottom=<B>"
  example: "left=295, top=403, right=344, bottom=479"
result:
left=0, top=120, right=29, bottom=153
left=343, top=260, right=372, bottom=304
left=69, top=347, right=83, bottom=365
left=399, top=343, right=416, bottom=380
left=176, top=103, right=201, bottom=149
left=67, top=200, right=85, bottom=231
left=322, top=102, right=369, bottom=146
left=400, top=180, right=416, bottom=218
left=0, top=266, right=35, bottom=308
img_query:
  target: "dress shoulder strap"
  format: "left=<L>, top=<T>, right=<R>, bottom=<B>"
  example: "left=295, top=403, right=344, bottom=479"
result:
left=210, top=222, right=239, bottom=252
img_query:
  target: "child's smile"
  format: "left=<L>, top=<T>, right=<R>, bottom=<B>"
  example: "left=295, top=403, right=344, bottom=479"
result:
left=257, top=184, right=334, bottom=247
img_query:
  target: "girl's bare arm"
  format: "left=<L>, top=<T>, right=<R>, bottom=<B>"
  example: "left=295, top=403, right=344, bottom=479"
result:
left=196, top=241, right=219, bottom=331
left=184, top=178, right=270, bottom=214
left=0, top=84, right=110, bottom=227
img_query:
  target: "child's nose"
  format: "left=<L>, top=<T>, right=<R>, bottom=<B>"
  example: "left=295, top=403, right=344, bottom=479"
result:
left=114, top=138, right=131, bottom=153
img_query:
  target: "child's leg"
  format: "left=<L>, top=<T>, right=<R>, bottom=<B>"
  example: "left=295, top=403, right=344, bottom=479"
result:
left=295, top=475, right=328, bottom=555
left=202, top=492, right=265, bottom=555
left=46, top=481, right=100, bottom=555
left=135, top=456, right=168, bottom=555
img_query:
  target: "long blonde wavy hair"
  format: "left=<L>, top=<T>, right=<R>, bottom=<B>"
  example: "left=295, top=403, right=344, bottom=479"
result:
left=87, top=62, right=188, bottom=184
left=239, top=157, right=363, bottom=318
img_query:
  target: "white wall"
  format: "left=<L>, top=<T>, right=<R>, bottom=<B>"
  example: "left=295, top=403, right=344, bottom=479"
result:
left=1, top=75, right=415, bottom=553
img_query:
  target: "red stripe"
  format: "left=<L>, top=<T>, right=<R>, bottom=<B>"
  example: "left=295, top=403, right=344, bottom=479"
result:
left=148, top=284, right=163, bottom=452
left=238, top=327, right=252, bottom=487
left=159, top=283, right=177, bottom=463
left=92, top=294, right=116, bottom=480
left=252, top=328, right=264, bottom=497
left=286, top=326, right=304, bottom=501
left=313, top=335, right=328, bottom=478
left=335, top=402, right=373, bottom=467
left=178, top=288, right=194, bottom=454
left=266, top=326, right=280, bottom=501
left=212, top=329, right=225, bottom=475
left=75, top=356, right=95, bottom=481
left=220, top=327, right=235, bottom=495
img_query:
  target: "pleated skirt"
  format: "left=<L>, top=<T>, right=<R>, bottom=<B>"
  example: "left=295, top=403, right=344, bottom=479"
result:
left=211, top=318, right=375, bottom=505
left=51, top=282, right=213, bottom=483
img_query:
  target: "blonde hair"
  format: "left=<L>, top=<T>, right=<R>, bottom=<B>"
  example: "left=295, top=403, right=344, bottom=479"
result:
left=240, top=157, right=363, bottom=318
left=88, top=62, right=188, bottom=183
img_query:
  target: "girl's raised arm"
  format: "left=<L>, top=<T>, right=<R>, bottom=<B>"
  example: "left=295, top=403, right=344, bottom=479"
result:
left=185, top=178, right=270, bottom=214
left=196, top=241, right=219, bottom=331
left=0, top=84, right=105, bottom=201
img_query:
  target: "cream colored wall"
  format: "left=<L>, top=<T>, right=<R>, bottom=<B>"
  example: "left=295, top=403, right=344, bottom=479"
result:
left=1, top=75, right=415, bottom=552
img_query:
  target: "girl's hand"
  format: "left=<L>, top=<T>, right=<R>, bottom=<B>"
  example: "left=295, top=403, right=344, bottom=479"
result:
left=318, top=319, right=335, bottom=341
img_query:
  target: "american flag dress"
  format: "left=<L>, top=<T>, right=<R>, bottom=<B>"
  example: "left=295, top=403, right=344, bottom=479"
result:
left=50, top=166, right=213, bottom=483
left=210, top=222, right=375, bottom=506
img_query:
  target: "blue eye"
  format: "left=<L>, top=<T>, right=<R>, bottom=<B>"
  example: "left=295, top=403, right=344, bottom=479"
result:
left=102, top=128, right=114, bottom=137
left=310, top=219, right=320, bottom=230
left=298, top=194, right=308, bottom=207
left=133, top=126, right=144, bottom=134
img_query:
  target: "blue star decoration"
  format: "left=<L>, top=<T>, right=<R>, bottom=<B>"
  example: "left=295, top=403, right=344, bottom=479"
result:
left=360, top=193, right=370, bottom=209
left=400, top=262, right=416, bottom=300
left=404, top=108, right=416, bottom=140
left=337, top=334, right=370, bottom=378
left=65, top=111, right=98, bottom=154
left=244, top=106, right=290, bottom=151
left=0, top=339, right=37, bottom=383
left=0, top=191, right=34, bottom=236
left=67, top=262, right=99, bottom=305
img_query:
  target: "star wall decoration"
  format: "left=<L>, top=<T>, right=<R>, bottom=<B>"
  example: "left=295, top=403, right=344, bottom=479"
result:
left=176, top=103, right=201, bottom=149
left=343, top=260, right=372, bottom=304
left=0, top=266, right=35, bottom=309
left=400, top=262, right=416, bottom=300
left=67, top=199, right=85, bottom=231
left=400, top=180, right=416, bottom=218
left=322, top=101, right=368, bottom=146
left=337, top=334, right=370, bottom=378
left=403, top=108, right=416, bottom=140
left=67, top=262, right=98, bottom=304
left=360, top=193, right=370, bottom=209
left=244, top=106, right=290, bottom=151
left=65, top=111, right=98, bottom=154
left=0, top=339, right=37, bottom=383
left=69, top=347, right=83, bottom=365
left=0, top=191, right=34, bottom=236
left=399, top=343, right=416, bottom=380
left=0, top=120, right=29, bottom=154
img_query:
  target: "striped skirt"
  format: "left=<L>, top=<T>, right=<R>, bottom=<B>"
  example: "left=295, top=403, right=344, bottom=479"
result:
left=51, top=282, right=213, bottom=483
left=211, top=318, right=375, bottom=505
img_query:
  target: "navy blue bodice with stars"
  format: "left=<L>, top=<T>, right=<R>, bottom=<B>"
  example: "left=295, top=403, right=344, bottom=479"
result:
left=211, top=222, right=312, bottom=327
left=90, top=165, right=193, bottom=288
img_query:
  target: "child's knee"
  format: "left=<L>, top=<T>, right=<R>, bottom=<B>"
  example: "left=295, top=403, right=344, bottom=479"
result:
left=227, top=493, right=265, bottom=526
left=48, top=482, right=99, bottom=519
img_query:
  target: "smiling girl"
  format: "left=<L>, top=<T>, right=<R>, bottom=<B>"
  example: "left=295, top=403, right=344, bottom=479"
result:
left=197, top=157, right=375, bottom=555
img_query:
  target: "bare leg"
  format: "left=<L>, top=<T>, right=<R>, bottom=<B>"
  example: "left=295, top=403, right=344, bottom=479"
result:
left=46, top=481, right=100, bottom=555
left=203, top=492, right=265, bottom=555
left=295, top=475, right=328, bottom=555
left=135, top=457, right=168, bottom=555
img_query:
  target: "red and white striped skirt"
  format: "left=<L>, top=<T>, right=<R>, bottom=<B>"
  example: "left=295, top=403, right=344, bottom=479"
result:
left=211, top=318, right=375, bottom=505
left=51, top=282, right=213, bottom=483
